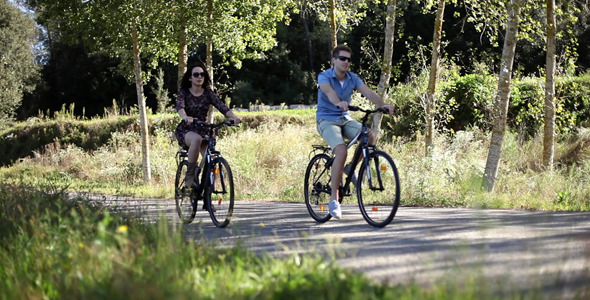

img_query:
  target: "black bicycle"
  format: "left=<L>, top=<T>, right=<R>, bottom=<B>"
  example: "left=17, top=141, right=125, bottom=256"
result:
left=304, top=106, right=400, bottom=227
left=175, top=119, right=236, bottom=228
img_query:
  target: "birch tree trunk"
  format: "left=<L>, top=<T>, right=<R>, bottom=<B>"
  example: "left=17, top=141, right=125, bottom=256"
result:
left=206, top=0, right=215, bottom=123
left=132, top=19, right=152, bottom=183
left=543, top=0, right=556, bottom=170
left=371, top=0, right=397, bottom=139
left=483, top=0, right=521, bottom=192
left=329, top=0, right=337, bottom=49
left=424, top=0, right=445, bottom=155
left=177, top=27, right=188, bottom=88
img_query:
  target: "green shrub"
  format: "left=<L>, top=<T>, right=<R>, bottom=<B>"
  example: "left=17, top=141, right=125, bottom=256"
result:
left=509, top=77, right=545, bottom=138
left=556, top=74, right=590, bottom=132
left=440, top=73, right=497, bottom=132
left=508, top=74, right=590, bottom=139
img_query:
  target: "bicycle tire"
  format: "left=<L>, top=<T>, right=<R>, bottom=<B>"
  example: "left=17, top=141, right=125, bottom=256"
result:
left=174, top=160, right=197, bottom=224
left=304, top=153, right=333, bottom=223
left=204, top=157, right=234, bottom=228
left=356, top=151, right=400, bottom=227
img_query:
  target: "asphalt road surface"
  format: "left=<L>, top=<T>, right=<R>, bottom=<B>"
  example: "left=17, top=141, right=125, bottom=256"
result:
left=107, top=197, right=590, bottom=298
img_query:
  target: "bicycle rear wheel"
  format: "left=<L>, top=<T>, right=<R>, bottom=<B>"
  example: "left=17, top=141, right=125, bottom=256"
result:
left=304, top=153, right=332, bottom=223
left=205, top=157, right=234, bottom=228
left=175, top=160, right=197, bottom=224
left=357, top=151, right=400, bottom=227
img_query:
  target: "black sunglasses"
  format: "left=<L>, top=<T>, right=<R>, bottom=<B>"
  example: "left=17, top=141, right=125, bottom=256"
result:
left=192, top=72, right=206, bottom=78
left=336, top=56, right=351, bottom=62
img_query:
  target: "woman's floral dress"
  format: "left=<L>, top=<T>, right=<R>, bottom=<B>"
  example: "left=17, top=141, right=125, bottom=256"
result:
left=174, top=88, right=230, bottom=148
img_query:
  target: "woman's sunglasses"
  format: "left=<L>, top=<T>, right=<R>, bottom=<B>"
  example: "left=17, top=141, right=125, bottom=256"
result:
left=192, top=72, right=206, bottom=78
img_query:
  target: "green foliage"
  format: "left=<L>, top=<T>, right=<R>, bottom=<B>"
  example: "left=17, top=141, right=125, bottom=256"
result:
left=0, top=115, right=139, bottom=167
left=227, top=42, right=318, bottom=108
left=151, top=68, right=170, bottom=113
left=504, top=74, right=590, bottom=138
left=383, top=81, right=425, bottom=138
left=385, top=71, right=590, bottom=139
left=0, top=0, right=39, bottom=127
left=440, top=73, right=497, bottom=132
left=555, top=74, right=590, bottom=130
left=508, top=76, right=545, bottom=137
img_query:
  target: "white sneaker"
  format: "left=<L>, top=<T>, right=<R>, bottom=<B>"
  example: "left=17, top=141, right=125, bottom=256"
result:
left=329, top=200, right=342, bottom=219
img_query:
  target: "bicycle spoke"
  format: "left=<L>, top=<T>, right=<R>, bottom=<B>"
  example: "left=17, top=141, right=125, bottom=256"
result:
left=175, top=160, right=197, bottom=224
left=357, top=151, right=400, bottom=227
left=304, top=154, right=332, bottom=222
left=206, top=158, right=234, bottom=228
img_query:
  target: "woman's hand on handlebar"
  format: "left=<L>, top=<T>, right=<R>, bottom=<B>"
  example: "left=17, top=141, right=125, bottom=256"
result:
left=183, top=116, right=194, bottom=124
left=381, top=104, right=394, bottom=115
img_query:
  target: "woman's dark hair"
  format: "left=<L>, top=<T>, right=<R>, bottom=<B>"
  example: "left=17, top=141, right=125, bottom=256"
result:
left=180, top=63, right=212, bottom=90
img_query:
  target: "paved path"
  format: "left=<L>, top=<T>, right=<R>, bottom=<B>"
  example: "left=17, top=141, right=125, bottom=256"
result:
left=106, top=197, right=590, bottom=298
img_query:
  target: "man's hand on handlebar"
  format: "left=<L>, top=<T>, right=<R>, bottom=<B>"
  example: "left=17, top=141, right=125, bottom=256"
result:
left=336, top=100, right=349, bottom=112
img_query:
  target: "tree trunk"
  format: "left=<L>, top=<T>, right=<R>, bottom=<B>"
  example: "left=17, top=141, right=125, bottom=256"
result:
left=543, top=0, right=556, bottom=170
left=371, top=0, right=397, bottom=139
left=301, top=15, right=314, bottom=71
left=132, top=19, right=151, bottom=183
left=424, top=0, right=445, bottom=156
left=329, top=0, right=337, bottom=50
left=206, top=0, right=215, bottom=123
left=177, top=26, right=188, bottom=88
left=483, top=0, right=521, bottom=192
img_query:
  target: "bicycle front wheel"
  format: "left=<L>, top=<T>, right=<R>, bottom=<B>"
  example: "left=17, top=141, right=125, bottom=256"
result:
left=357, top=151, right=400, bottom=227
left=304, top=153, right=332, bottom=223
left=204, top=157, right=234, bottom=228
left=174, top=160, right=197, bottom=224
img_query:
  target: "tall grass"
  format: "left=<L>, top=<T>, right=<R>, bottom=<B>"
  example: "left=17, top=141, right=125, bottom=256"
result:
left=1, top=111, right=589, bottom=211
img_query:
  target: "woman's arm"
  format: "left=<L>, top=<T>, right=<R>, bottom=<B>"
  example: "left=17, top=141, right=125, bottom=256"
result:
left=224, top=110, right=241, bottom=125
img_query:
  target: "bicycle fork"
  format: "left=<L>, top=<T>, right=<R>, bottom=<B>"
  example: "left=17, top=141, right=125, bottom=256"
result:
left=361, top=147, right=386, bottom=192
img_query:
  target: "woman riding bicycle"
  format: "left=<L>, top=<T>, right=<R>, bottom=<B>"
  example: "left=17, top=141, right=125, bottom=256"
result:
left=316, top=45, right=393, bottom=219
left=175, top=63, right=241, bottom=189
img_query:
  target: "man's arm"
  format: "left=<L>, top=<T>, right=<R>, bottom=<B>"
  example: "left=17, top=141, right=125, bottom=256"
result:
left=319, top=82, right=349, bottom=111
left=357, top=84, right=393, bottom=115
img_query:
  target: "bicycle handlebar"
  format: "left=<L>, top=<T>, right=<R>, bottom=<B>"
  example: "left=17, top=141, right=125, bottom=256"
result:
left=184, top=119, right=237, bottom=128
left=348, top=105, right=389, bottom=114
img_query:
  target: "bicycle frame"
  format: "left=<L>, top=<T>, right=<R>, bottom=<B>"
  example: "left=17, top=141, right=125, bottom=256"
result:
left=314, top=106, right=388, bottom=200
left=305, top=105, right=399, bottom=227
left=192, top=120, right=233, bottom=194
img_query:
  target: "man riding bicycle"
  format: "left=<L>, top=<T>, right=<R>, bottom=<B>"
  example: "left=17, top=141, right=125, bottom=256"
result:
left=316, top=45, right=394, bottom=219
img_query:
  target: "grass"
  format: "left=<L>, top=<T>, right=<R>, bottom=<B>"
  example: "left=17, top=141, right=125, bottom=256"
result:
left=0, top=184, right=541, bottom=300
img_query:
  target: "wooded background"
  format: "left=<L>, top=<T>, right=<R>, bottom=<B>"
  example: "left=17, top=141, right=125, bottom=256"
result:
left=2, top=0, right=590, bottom=189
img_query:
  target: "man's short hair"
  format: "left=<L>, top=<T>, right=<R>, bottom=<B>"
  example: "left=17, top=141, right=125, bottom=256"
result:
left=332, top=45, right=352, bottom=58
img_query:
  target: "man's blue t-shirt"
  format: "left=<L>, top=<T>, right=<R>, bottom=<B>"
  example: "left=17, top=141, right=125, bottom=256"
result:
left=316, top=68, right=364, bottom=122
